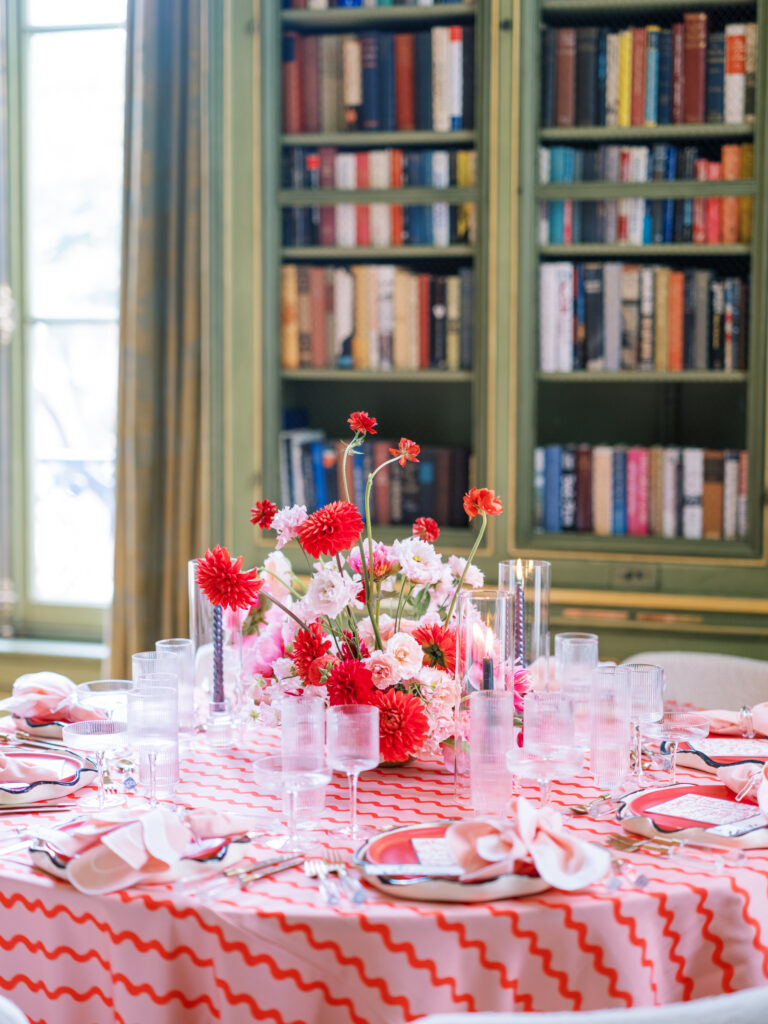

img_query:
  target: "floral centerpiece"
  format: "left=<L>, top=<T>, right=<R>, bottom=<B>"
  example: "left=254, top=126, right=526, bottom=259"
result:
left=196, top=411, right=525, bottom=764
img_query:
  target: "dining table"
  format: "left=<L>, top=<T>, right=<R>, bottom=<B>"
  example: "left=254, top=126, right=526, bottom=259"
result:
left=1, top=724, right=767, bottom=1024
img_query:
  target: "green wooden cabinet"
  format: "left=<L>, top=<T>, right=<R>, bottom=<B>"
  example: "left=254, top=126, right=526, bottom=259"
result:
left=212, top=0, right=768, bottom=661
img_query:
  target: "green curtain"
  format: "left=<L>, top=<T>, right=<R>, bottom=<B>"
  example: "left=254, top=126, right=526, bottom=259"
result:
left=108, top=0, right=210, bottom=677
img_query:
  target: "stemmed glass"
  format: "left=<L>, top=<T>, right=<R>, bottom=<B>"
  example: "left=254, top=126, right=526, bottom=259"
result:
left=617, top=664, right=664, bottom=786
left=509, top=692, right=583, bottom=807
left=128, top=686, right=180, bottom=807
left=327, top=705, right=380, bottom=840
left=62, top=719, right=128, bottom=810
left=554, top=632, right=599, bottom=749
left=646, top=711, right=710, bottom=785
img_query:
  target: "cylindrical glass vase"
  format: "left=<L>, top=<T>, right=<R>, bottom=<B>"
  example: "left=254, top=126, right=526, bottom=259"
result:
left=498, top=559, right=551, bottom=691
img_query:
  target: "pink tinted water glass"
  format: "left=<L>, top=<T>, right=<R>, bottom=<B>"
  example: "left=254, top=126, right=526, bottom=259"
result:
left=519, top=691, right=583, bottom=806
left=589, top=665, right=632, bottom=793
left=617, top=664, right=664, bottom=785
left=469, top=690, right=518, bottom=816
left=327, top=704, right=379, bottom=840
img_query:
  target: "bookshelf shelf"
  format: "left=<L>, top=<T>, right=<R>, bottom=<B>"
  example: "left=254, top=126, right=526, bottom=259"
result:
left=538, top=371, right=749, bottom=383
left=539, top=124, right=755, bottom=143
left=279, top=186, right=479, bottom=206
left=282, top=5, right=476, bottom=32
left=532, top=532, right=755, bottom=557
left=283, top=369, right=474, bottom=383
left=536, top=180, right=756, bottom=200
left=541, top=0, right=753, bottom=16
left=282, top=131, right=478, bottom=148
left=282, top=245, right=476, bottom=260
left=539, top=243, right=752, bottom=257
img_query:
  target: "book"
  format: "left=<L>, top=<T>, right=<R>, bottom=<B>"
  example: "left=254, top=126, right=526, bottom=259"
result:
left=745, top=23, right=757, bottom=123
left=644, top=25, right=660, bottom=126
left=612, top=447, right=627, bottom=535
left=282, top=33, right=302, bottom=133
left=541, top=26, right=557, bottom=127
left=583, top=263, right=604, bottom=370
left=724, top=23, right=746, bottom=124
left=739, top=142, right=754, bottom=243
left=533, top=447, right=546, bottom=532
left=630, top=27, right=646, bottom=127
left=378, top=33, right=395, bottom=131
left=342, top=35, right=363, bottom=129
left=576, top=26, right=599, bottom=126
left=555, top=28, right=577, bottom=127
left=653, top=266, right=669, bottom=371
left=575, top=444, right=593, bottom=532
left=692, top=269, right=713, bottom=370
left=720, top=143, right=741, bottom=244
left=449, top=26, right=464, bottom=130
left=683, top=12, right=707, bottom=124
left=301, top=34, right=321, bottom=133
left=705, top=31, right=724, bottom=123
left=657, top=28, right=673, bottom=124
left=394, top=34, right=416, bottom=130
left=706, top=159, right=721, bottom=243
left=681, top=447, right=705, bottom=539
left=662, top=447, right=681, bottom=538
left=648, top=445, right=665, bottom=536
left=667, top=270, right=684, bottom=372
left=620, top=264, right=640, bottom=370
left=308, top=266, right=327, bottom=368
left=626, top=447, right=649, bottom=536
left=672, top=22, right=684, bottom=123
left=638, top=266, right=655, bottom=370
left=591, top=445, right=613, bottom=535
left=709, top=279, right=724, bottom=370
left=722, top=449, right=740, bottom=540
left=431, top=26, right=451, bottom=132
left=737, top=450, right=749, bottom=538
left=602, top=262, right=622, bottom=371
left=702, top=449, right=725, bottom=539
left=560, top=446, right=578, bottom=531
left=281, top=265, right=300, bottom=370
left=617, top=29, right=632, bottom=127
left=544, top=445, right=562, bottom=532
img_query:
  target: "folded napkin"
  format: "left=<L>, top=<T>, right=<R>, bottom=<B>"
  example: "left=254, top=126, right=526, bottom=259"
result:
left=0, top=672, right=105, bottom=725
left=717, top=762, right=768, bottom=818
left=0, top=751, right=73, bottom=786
left=35, top=805, right=256, bottom=895
left=701, top=702, right=768, bottom=738
left=446, top=797, right=611, bottom=891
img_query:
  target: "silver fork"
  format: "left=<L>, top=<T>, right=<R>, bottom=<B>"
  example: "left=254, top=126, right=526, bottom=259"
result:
left=324, top=849, right=367, bottom=903
left=303, top=858, right=340, bottom=905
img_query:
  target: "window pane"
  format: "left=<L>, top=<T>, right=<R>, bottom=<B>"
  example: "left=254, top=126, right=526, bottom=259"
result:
left=25, top=1, right=127, bottom=29
left=29, top=322, right=118, bottom=605
left=26, top=30, right=125, bottom=319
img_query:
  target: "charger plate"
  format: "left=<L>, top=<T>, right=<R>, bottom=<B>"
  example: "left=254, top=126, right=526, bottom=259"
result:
left=11, top=716, right=65, bottom=740
left=676, top=736, right=768, bottom=775
left=0, top=750, right=96, bottom=806
left=353, top=820, right=550, bottom=903
left=617, top=781, right=768, bottom=849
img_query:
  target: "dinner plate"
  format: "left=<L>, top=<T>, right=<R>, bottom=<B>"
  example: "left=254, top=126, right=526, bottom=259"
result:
left=0, top=749, right=96, bottom=806
left=617, top=781, right=768, bottom=849
left=353, top=820, right=550, bottom=903
left=11, top=715, right=65, bottom=740
left=676, top=736, right=768, bottom=774
left=29, top=833, right=250, bottom=886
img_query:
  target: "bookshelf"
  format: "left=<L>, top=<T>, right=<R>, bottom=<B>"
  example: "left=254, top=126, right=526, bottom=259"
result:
left=214, top=0, right=768, bottom=658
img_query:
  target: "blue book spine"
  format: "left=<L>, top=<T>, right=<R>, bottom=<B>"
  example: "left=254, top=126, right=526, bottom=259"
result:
left=612, top=448, right=627, bottom=535
left=548, top=146, right=567, bottom=244
left=338, top=0, right=362, bottom=7
left=644, top=28, right=660, bottom=125
left=705, top=32, right=725, bottom=124
left=596, top=29, right=607, bottom=125
left=311, top=442, right=327, bottom=509
left=361, top=33, right=380, bottom=131
left=378, top=34, right=395, bottom=131
left=544, top=445, right=563, bottom=533
left=657, top=29, right=673, bottom=124
left=663, top=145, right=677, bottom=242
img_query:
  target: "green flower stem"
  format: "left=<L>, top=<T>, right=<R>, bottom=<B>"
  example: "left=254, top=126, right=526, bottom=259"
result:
left=264, top=593, right=309, bottom=632
left=445, top=512, right=487, bottom=624
left=394, top=579, right=414, bottom=632
left=262, top=567, right=303, bottom=599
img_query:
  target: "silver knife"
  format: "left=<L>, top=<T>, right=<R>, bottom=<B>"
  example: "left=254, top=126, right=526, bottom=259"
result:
left=357, top=863, right=465, bottom=878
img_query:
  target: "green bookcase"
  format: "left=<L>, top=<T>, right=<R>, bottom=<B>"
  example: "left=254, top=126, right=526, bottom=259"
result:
left=212, top=0, right=768, bottom=660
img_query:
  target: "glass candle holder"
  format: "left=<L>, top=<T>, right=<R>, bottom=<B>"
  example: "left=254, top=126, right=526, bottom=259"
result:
left=498, top=559, right=551, bottom=691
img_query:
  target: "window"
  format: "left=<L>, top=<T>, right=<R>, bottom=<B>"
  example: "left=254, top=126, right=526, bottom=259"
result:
left=2, top=0, right=126, bottom=639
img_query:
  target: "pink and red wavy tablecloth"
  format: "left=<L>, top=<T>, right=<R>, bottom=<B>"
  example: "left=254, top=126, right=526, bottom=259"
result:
left=1, top=730, right=767, bottom=1024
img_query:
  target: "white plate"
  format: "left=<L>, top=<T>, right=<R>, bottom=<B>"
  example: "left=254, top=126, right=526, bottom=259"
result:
left=354, top=820, right=550, bottom=903
left=0, top=749, right=96, bottom=806
left=676, top=736, right=768, bottom=775
left=11, top=715, right=65, bottom=740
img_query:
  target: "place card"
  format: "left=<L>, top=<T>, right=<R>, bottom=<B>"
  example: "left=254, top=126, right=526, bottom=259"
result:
left=411, top=836, right=458, bottom=865
left=650, top=793, right=760, bottom=826
left=688, top=738, right=768, bottom=758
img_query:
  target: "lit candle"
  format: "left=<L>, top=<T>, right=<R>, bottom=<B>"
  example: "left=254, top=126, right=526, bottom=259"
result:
left=514, top=559, right=525, bottom=669
left=482, top=621, right=495, bottom=689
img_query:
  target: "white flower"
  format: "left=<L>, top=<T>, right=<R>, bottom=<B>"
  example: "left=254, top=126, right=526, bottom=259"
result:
left=261, top=550, right=293, bottom=601
left=385, top=631, right=423, bottom=679
left=391, top=537, right=443, bottom=586
left=305, top=567, right=359, bottom=620
left=272, top=657, right=297, bottom=683
left=272, top=504, right=307, bottom=549
left=358, top=613, right=395, bottom=651
left=448, top=555, right=484, bottom=589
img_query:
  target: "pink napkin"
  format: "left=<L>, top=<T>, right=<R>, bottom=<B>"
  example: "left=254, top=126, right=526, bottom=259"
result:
left=34, top=805, right=255, bottom=894
left=0, top=672, right=105, bottom=725
left=0, top=751, right=72, bottom=786
left=702, top=702, right=768, bottom=737
left=446, top=797, right=610, bottom=891
left=717, top=762, right=768, bottom=818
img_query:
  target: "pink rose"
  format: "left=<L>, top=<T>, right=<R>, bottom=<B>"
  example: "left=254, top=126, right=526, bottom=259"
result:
left=366, top=650, right=402, bottom=689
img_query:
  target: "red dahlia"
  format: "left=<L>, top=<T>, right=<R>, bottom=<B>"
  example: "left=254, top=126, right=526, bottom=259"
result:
left=347, top=410, right=378, bottom=435
left=374, top=689, right=430, bottom=763
left=195, top=545, right=263, bottom=611
left=412, top=622, right=457, bottom=673
left=463, top=487, right=504, bottom=521
left=412, top=516, right=440, bottom=542
left=326, top=658, right=375, bottom=706
left=250, top=499, right=278, bottom=529
left=388, top=438, right=420, bottom=467
left=292, top=620, right=332, bottom=683
left=299, top=501, right=364, bottom=558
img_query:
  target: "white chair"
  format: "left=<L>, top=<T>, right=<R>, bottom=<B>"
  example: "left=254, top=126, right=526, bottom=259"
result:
left=621, top=651, right=768, bottom=708
left=417, top=983, right=768, bottom=1023
left=0, top=996, right=29, bottom=1024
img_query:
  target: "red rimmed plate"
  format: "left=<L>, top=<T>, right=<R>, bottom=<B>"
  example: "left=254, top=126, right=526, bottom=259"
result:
left=11, top=715, right=66, bottom=739
left=0, top=750, right=96, bottom=806
left=617, top=782, right=768, bottom=848
left=676, top=736, right=768, bottom=774
left=353, top=820, right=550, bottom=903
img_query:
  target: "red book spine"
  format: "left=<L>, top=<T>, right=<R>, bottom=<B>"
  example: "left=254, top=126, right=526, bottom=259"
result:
left=394, top=34, right=416, bottom=130
left=356, top=153, right=370, bottom=246
left=301, top=35, right=320, bottom=133
left=683, top=12, right=707, bottom=123
left=308, top=267, right=326, bottom=369
left=706, top=161, right=721, bottom=243
left=418, top=274, right=431, bottom=369
left=626, top=447, right=649, bottom=536
left=667, top=271, right=684, bottom=371
left=391, top=149, right=404, bottom=245
left=631, top=28, right=647, bottom=126
left=672, top=23, right=684, bottom=123
left=692, top=159, right=708, bottom=243
left=555, top=28, right=577, bottom=127
left=318, top=146, right=336, bottom=246
left=282, top=32, right=302, bottom=133
left=617, top=147, right=630, bottom=240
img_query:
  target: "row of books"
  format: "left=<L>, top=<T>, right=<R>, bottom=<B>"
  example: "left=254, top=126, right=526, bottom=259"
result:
left=534, top=444, right=749, bottom=541
left=540, top=144, right=753, bottom=246
left=540, top=142, right=753, bottom=186
left=282, top=147, right=477, bottom=190
left=281, top=263, right=473, bottom=371
left=539, top=262, right=748, bottom=373
left=283, top=1, right=472, bottom=8
left=283, top=200, right=476, bottom=247
left=282, top=26, right=474, bottom=134
left=280, top=428, right=471, bottom=528
left=541, top=18, right=757, bottom=128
